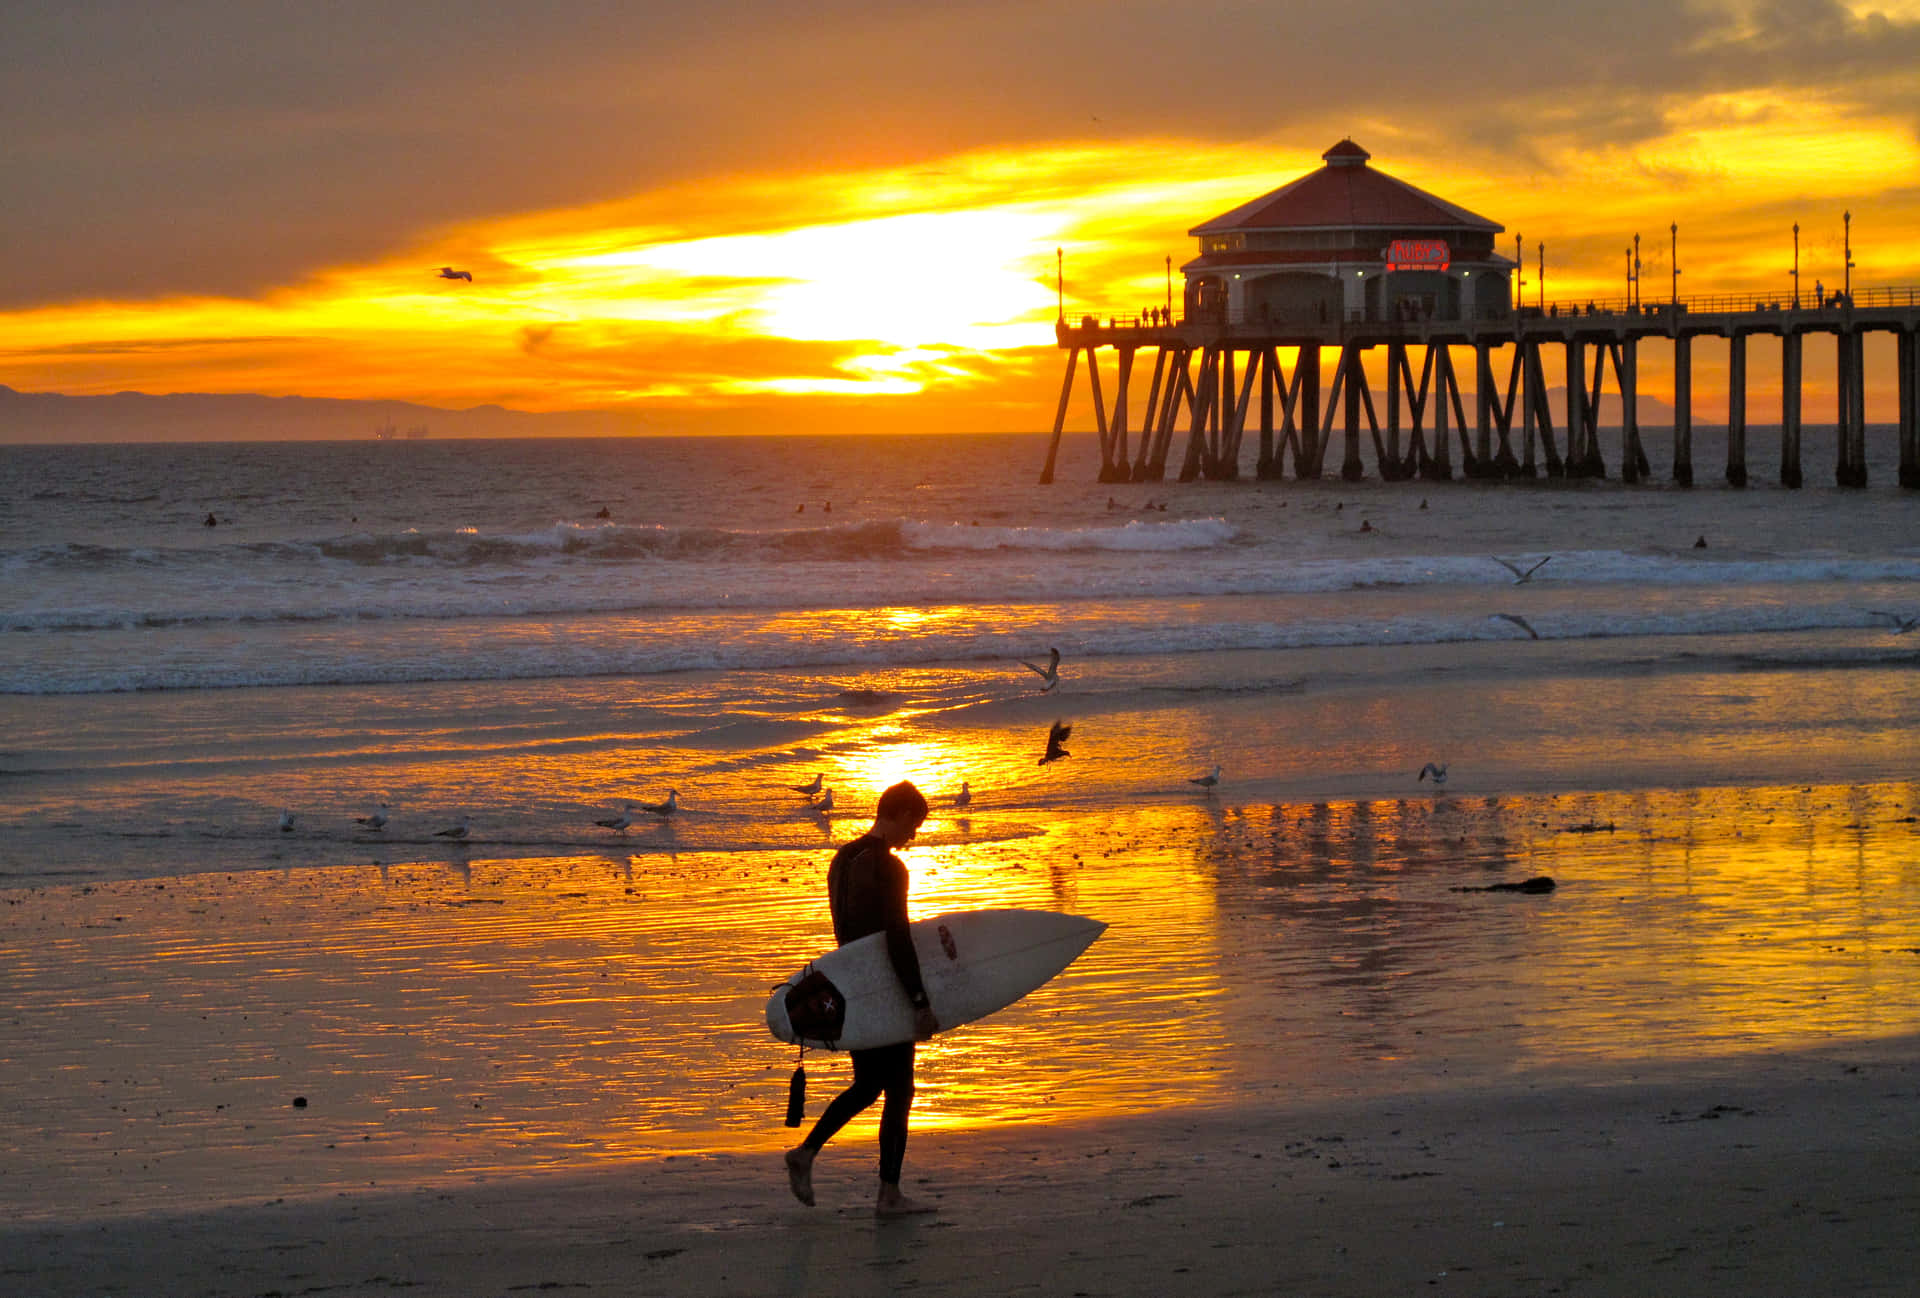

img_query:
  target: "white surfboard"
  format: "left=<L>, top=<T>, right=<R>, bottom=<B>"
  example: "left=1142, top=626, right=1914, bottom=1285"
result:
left=766, top=908, right=1106, bottom=1051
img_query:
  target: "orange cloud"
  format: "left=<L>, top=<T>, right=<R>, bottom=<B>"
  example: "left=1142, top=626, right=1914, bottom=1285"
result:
left=2, top=108, right=1915, bottom=429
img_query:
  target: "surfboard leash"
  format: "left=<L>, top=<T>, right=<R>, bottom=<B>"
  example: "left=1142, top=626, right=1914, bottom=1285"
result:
left=784, top=1042, right=809, bottom=1128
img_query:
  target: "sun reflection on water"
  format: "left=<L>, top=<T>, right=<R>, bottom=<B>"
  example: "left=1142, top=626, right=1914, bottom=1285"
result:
left=4, top=780, right=1919, bottom=1217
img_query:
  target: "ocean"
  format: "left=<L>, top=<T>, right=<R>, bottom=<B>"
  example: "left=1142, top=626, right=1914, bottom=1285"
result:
left=3, top=429, right=1919, bottom=1215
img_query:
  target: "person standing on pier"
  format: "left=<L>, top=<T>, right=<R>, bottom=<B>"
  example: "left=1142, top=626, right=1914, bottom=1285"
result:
left=784, top=781, right=938, bottom=1217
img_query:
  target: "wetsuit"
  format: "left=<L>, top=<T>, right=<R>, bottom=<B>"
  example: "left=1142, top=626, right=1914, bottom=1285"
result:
left=797, top=833, right=928, bottom=1185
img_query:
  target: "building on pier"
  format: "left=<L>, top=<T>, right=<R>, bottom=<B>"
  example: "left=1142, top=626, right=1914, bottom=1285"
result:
left=1183, top=139, right=1514, bottom=326
left=1038, top=142, right=1920, bottom=490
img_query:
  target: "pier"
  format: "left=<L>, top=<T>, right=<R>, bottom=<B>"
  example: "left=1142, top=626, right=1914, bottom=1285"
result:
left=1039, top=141, right=1920, bottom=489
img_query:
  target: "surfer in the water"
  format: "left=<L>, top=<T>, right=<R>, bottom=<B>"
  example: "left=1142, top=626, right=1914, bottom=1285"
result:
left=785, top=780, right=939, bottom=1217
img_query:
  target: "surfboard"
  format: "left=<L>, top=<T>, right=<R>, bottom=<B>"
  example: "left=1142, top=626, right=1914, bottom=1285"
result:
left=766, top=908, right=1106, bottom=1051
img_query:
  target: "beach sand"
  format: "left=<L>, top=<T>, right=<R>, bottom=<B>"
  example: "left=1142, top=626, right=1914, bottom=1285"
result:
left=7, top=634, right=1920, bottom=1295
left=8, top=1038, right=1917, bottom=1297
left=6, top=770, right=1920, bottom=1296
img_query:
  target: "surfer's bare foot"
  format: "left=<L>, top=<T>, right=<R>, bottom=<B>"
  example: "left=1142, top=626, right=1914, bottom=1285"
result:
left=875, top=1182, right=937, bottom=1218
left=784, top=1147, right=816, bottom=1206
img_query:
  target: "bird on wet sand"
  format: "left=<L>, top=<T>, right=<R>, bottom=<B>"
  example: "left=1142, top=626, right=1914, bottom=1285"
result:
left=355, top=804, right=389, bottom=831
left=953, top=781, right=972, bottom=808
left=277, top=809, right=296, bottom=833
left=434, top=815, right=470, bottom=840
left=790, top=773, right=824, bottom=796
left=594, top=804, right=638, bottom=832
left=1418, top=762, right=1448, bottom=786
left=1021, top=647, right=1062, bottom=692
left=812, top=788, right=834, bottom=813
left=1039, top=720, right=1073, bottom=765
left=639, top=791, right=678, bottom=818
left=1190, top=764, right=1222, bottom=793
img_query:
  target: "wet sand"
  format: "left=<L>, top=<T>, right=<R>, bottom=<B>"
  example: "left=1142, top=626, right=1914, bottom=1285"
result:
left=5, top=768, right=1920, bottom=1294
left=9, top=1037, right=1918, bottom=1297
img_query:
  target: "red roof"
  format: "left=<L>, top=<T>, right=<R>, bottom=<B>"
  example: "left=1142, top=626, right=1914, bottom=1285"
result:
left=1191, top=140, right=1502, bottom=236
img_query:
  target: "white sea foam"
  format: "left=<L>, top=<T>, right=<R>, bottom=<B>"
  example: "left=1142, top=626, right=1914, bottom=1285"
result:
left=5, top=435, right=1920, bottom=694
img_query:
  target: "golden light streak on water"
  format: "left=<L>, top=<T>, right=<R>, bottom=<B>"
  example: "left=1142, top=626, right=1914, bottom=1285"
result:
left=4, top=780, right=1918, bottom=1219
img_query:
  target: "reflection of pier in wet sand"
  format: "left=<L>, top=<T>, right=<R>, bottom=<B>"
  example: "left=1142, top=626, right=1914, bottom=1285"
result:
left=1040, top=140, right=1920, bottom=489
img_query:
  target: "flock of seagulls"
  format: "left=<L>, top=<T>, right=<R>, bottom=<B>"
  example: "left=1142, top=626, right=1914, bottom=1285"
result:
left=275, top=634, right=1486, bottom=849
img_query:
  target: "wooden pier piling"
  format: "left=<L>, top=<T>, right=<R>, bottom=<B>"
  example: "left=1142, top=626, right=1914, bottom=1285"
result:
left=1041, top=296, right=1920, bottom=490
left=1726, top=334, right=1748, bottom=487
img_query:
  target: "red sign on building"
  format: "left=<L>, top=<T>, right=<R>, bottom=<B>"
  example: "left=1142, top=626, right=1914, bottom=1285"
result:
left=1385, top=239, right=1450, bottom=271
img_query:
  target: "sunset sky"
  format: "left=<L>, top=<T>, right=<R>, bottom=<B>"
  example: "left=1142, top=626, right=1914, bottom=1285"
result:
left=4, top=0, right=1918, bottom=433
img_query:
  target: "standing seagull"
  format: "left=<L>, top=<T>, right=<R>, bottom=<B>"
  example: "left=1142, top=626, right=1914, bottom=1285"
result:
left=639, top=790, right=679, bottom=818
left=277, top=808, right=296, bottom=833
left=1870, top=610, right=1919, bottom=635
left=812, top=788, right=835, bottom=813
left=1039, top=720, right=1073, bottom=765
left=355, top=803, right=389, bottom=831
left=434, top=815, right=470, bottom=840
left=1417, top=763, right=1448, bottom=787
left=790, top=773, right=824, bottom=796
left=1491, top=613, right=1540, bottom=640
left=594, top=803, right=638, bottom=832
left=1492, top=555, right=1553, bottom=584
left=1189, top=764, right=1222, bottom=793
left=953, top=781, right=972, bottom=808
left=1020, top=647, right=1062, bottom=692
left=437, top=266, right=473, bottom=282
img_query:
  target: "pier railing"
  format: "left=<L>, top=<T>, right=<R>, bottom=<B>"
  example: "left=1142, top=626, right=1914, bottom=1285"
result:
left=1060, top=285, right=1920, bottom=336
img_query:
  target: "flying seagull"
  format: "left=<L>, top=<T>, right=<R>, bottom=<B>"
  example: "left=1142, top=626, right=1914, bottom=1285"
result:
left=1020, top=647, right=1062, bottom=692
left=434, top=815, right=470, bottom=840
left=594, top=803, right=638, bottom=832
left=1491, top=613, right=1540, bottom=640
left=639, top=790, right=679, bottom=818
left=437, top=266, right=473, bottom=282
left=1189, top=764, right=1222, bottom=792
left=1870, top=610, right=1919, bottom=635
left=1039, top=720, right=1073, bottom=765
left=355, top=803, right=389, bottom=831
left=1418, top=762, right=1448, bottom=786
left=277, top=808, right=296, bottom=833
left=790, top=773, right=824, bottom=796
left=953, top=780, right=972, bottom=808
left=1493, top=555, right=1553, bottom=584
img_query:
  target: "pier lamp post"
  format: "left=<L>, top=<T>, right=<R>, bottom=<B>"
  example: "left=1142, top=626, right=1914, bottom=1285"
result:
left=1056, top=247, right=1063, bottom=323
left=1633, top=233, right=1642, bottom=310
left=1792, top=223, right=1800, bottom=308
left=1537, top=242, right=1545, bottom=311
left=1670, top=223, right=1680, bottom=305
left=1843, top=210, right=1853, bottom=302
left=1165, top=255, right=1172, bottom=318
left=1625, top=246, right=1633, bottom=308
left=1514, top=233, right=1525, bottom=310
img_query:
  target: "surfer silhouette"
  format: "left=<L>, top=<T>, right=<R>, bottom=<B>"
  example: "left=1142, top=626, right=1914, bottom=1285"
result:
left=785, top=780, right=938, bottom=1217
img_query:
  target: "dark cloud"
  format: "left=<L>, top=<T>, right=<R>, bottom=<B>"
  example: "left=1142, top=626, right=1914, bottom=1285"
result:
left=3, top=1, right=1915, bottom=309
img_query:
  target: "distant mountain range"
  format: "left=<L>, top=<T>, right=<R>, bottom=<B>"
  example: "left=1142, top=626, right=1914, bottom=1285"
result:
left=0, top=386, right=648, bottom=443
left=1, top=382, right=1690, bottom=444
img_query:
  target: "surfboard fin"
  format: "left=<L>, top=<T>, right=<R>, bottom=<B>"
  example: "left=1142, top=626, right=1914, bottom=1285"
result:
left=784, top=1054, right=807, bottom=1128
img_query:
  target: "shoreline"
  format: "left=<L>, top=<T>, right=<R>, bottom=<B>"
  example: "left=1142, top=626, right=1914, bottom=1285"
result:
left=10, top=1035, right=1917, bottom=1296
